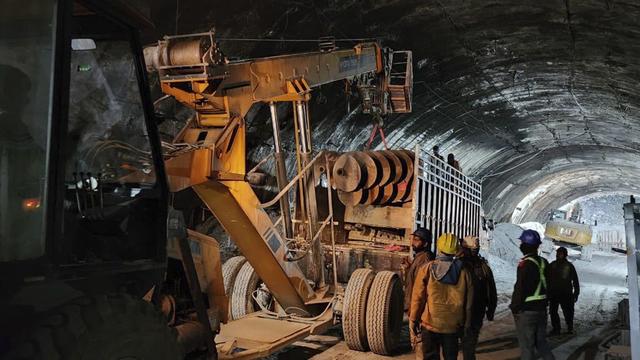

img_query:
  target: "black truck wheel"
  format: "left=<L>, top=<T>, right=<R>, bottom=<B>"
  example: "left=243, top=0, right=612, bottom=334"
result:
left=5, top=293, right=182, bottom=360
left=342, top=268, right=375, bottom=351
left=365, top=270, right=404, bottom=355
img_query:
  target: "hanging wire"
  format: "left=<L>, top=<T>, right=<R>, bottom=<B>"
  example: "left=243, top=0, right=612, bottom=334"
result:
left=216, top=37, right=380, bottom=43
left=163, top=31, right=381, bottom=43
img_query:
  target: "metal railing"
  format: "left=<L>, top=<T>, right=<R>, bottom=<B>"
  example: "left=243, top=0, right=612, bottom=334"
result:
left=412, top=145, right=482, bottom=241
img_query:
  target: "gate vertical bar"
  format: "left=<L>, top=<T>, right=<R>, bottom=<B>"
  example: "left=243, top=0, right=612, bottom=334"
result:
left=623, top=202, right=640, bottom=360
left=426, top=171, right=432, bottom=235
left=429, top=180, right=435, bottom=239
left=434, top=172, right=441, bottom=238
left=453, top=187, right=461, bottom=237
left=478, top=184, right=482, bottom=236
left=444, top=186, right=450, bottom=234
left=449, top=184, right=456, bottom=234
left=464, top=180, right=470, bottom=236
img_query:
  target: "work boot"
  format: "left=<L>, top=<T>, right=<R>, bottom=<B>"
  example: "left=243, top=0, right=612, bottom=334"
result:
left=565, top=328, right=575, bottom=335
left=549, top=328, right=561, bottom=336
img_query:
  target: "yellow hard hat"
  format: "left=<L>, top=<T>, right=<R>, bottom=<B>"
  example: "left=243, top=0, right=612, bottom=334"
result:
left=437, top=233, right=459, bottom=254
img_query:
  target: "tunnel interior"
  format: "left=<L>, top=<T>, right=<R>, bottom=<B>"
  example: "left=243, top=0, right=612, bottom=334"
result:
left=2, top=1, right=638, bottom=358
left=143, top=0, right=640, bottom=224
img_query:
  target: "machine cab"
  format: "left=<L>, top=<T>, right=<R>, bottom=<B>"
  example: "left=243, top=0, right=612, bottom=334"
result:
left=550, top=209, right=568, bottom=221
left=0, top=0, right=168, bottom=295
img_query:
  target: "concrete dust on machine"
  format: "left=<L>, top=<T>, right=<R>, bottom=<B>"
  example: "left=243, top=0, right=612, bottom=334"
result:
left=542, top=209, right=595, bottom=261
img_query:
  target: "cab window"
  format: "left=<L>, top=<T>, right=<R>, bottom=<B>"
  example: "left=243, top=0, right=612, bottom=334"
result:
left=0, top=1, right=57, bottom=261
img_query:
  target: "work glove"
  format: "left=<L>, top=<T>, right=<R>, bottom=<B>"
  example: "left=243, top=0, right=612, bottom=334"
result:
left=401, top=256, right=411, bottom=270
left=409, top=321, right=421, bottom=349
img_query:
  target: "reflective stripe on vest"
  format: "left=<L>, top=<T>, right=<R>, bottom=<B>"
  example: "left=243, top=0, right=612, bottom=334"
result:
left=524, top=257, right=547, bottom=302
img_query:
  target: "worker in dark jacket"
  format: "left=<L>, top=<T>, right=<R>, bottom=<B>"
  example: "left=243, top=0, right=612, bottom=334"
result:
left=432, top=145, right=444, bottom=162
left=403, top=227, right=435, bottom=358
left=447, top=153, right=461, bottom=172
left=459, top=236, right=497, bottom=360
left=510, top=229, right=555, bottom=360
left=548, top=247, right=580, bottom=335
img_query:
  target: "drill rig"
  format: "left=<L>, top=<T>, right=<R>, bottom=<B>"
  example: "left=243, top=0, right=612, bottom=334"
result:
left=144, top=32, right=413, bottom=357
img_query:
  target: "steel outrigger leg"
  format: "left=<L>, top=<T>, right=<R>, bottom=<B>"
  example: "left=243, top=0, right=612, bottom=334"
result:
left=169, top=209, right=218, bottom=359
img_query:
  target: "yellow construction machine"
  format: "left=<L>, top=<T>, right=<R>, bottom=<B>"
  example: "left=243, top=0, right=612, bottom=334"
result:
left=144, top=31, right=414, bottom=357
left=2, top=3, right=482, bottom=358
left=545, top=209, right=593, bottom=247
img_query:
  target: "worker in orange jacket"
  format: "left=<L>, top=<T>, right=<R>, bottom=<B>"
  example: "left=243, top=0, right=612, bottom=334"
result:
left=403, top=227, right=435, bottom=359
left=410, top=233, right=474, bottom=360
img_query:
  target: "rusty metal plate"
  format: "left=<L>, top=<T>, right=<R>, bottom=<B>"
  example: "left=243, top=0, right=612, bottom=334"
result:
left=219, top=316, right=309, bottom=344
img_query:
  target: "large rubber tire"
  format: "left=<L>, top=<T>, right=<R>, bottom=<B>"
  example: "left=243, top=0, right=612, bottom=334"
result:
left=342, top=268, right=375, bottom=351
left=5, top=294, right=182, bottom=360
left=222, top=256, right=247, bottom=297
left=231, top=262, right=261, bottom=320
left=366, top=271, right=404, bottom=355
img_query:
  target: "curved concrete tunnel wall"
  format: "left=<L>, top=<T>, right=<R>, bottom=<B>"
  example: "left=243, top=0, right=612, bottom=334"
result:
left=148, top=0, right=640, bottom=225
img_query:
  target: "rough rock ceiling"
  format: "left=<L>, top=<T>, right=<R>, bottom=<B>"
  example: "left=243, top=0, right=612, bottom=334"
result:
left=149, top=0, right=640, bottom=222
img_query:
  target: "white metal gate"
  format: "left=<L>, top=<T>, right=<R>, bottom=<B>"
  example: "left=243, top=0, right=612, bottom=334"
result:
left=412, top=146, right=482, bottom=241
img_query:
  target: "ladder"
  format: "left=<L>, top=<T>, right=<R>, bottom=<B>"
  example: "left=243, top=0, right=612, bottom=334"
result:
left=387, top=50, right=413, bottom=113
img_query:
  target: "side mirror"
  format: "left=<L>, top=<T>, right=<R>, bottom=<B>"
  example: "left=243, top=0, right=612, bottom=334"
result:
left=71, top=38, right=97, bottom=51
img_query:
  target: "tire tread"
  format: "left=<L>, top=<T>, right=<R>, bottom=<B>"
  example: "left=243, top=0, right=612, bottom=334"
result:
left=342, top=268, right=375, bottom=351
left=366, top=271, right=404, bottom=355
left=231, top=262, right=260, bottom=320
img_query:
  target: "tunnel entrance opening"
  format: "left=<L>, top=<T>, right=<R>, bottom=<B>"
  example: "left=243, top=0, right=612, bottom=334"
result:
left=511, top=193, right=637, bottom=257
left=490, top=192, right=635, bottom=358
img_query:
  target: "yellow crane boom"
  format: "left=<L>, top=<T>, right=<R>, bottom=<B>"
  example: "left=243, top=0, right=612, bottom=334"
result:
left=144, top=32, right=412, bottom=315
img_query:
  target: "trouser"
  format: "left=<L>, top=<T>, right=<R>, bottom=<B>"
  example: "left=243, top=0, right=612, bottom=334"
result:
left=549, top=297, right=574, bottom=331
left=513, top=310, right=555, bottom=360
left=461, top=323, right=482, bottom=360
left=421, top=327, right=459, bottom=360
left=414, top=337, right=425, bottom=360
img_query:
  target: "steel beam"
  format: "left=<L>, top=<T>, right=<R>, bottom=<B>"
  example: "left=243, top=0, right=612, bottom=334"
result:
left=193, top=181, right=312, bottom=314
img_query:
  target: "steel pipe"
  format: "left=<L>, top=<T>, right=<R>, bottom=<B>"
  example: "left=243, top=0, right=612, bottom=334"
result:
left=269, top=102, right=293, bottom=238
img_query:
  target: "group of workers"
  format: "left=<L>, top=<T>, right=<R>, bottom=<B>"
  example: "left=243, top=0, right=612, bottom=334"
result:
left=402, top=227, right=580, bottom=359
left=432, top=145, right=462, bottom=173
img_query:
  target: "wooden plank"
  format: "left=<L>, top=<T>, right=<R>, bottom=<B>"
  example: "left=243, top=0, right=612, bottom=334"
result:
left=291, top=341, right=327, bottom=350
left=344, top=204, right=413, bottom=229
left=215, top=311, right=334, bottom=360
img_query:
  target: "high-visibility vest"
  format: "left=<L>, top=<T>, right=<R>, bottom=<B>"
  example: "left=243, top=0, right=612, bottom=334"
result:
left=524, top=257, right=547, bottom=302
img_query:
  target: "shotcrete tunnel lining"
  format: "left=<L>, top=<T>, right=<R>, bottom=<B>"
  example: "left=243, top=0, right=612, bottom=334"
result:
left=142, top=0, right=640, bottom=228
